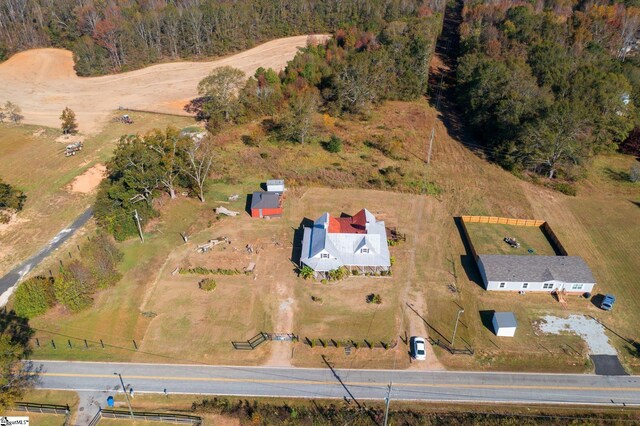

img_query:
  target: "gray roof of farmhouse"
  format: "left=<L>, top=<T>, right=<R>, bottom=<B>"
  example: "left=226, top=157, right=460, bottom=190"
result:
left=251, top=192, right=281, bottom=209
left=479, top=255, right=596, bottom=284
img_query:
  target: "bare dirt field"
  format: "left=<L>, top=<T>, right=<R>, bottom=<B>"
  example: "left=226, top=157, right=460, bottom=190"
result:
left=68, top=163, right=106, bottom=193
left=0, top=35, right=325, bottom=133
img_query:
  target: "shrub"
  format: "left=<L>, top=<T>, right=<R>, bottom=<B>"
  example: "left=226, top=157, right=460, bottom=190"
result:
left=84, top=233, right=123, bottom=289
left=299, top=265, right=314, bottom=280
left=323, top=135, right=343, bottom=153
left=310, top=295, right=323, bottom=303
left=327, top=267, right=349, bottom=281
left=180, top=267, right=242, bottom=275
left=12, top=276, right=55, bottom=318
left=0, top=178, right=26, bottom=211
left=198, top=278, right=217, bottom=291
left=366, top=293, right=382, bottom=304
left=241, top=135, right=259, bottom=147
left=630, top=164, right=640, bottom=183
left=546, top=181, right=577, bottom=196
left=54, top=263, right=95, bottom=312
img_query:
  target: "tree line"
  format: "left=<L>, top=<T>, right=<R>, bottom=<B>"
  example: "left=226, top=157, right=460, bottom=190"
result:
left=193, top=15, right=441, bottom=140
left=0, top=0, right=441, bottom=76
left=455, top=0, right=640, bottom=182
left=94, top=127, right=214, bottom=240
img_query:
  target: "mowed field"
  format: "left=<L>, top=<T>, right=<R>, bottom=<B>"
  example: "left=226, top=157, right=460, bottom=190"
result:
left=464, top=222, right=558, bottom=256
left=28, top=186, right=433, bottom=370
left=0, top=35, right=326, bottom=133
left=20, top=92, right=639, bottom=373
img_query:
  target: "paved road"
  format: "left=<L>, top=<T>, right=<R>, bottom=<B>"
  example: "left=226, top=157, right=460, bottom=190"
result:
left=0, top=208, right=93, bottom=306
left=36, top=360, right=640, bottom=405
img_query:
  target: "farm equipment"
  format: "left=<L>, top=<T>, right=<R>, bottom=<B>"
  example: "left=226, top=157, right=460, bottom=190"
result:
left=64, top=141, right=83, bottom=157
left=503, top=236, right=520, bottom=248
left=197, top=236, right=229, bottom=253
left=113, top=114, right=134, bottom=124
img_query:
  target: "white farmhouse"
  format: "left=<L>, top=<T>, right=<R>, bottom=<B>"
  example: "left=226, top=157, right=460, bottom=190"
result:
left=477, top=255, right=596, bottom=293
left=300, top=209, right=391, bottom=277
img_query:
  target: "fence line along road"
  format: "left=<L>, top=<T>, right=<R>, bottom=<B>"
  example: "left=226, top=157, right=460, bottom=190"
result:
left=35, top=360, right=640, bottom=406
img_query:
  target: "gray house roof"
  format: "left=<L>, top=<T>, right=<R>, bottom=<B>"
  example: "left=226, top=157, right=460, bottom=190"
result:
left=300, top=209, right=391, bottom=272
left=493, top=312, right=517, bottom=329
left=479, top=255, right=596, bottom=284
left=251, top=192, right=281, bottom=209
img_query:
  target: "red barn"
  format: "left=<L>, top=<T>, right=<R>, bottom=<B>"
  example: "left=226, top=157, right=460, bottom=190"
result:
left=250, top=192, right=283, bottom=218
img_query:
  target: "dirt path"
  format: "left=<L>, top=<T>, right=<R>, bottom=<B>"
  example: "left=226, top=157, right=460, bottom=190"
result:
left=0, top=35, right=327, bottom=134
left=68, top=163, right=106, bottom=193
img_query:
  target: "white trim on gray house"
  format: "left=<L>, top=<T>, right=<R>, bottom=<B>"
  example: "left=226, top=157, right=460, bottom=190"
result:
left=300, top=209, right=391, bottom=276
left=477, top=254, right=596, bottom=293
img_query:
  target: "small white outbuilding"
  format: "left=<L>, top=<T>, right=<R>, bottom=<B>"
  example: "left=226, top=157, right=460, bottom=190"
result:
left=492, top=311, right=517, bottom=337
left=266, top=179, right=285, bottom=193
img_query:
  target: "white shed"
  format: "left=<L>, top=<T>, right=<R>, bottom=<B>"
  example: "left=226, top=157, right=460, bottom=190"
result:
left=266, top=179, right=285, bottom=193
left=492, top=312, right=517, bottom=337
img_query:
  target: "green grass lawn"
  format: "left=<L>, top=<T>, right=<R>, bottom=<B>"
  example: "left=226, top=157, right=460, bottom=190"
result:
left=464, top=222, right=558, bottom=256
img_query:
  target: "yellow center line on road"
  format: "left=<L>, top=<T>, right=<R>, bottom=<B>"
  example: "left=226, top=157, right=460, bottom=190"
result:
left=41, top=373, right=640, bottom=392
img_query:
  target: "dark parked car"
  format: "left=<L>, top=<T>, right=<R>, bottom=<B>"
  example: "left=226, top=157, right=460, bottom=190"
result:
left=600, top=294, right=616, bottom=311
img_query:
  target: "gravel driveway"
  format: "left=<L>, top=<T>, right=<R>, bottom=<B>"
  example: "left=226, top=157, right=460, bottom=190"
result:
left=539, top=314, right=617, bottom=355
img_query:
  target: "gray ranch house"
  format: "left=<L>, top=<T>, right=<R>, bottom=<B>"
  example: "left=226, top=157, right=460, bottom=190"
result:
left=300, top=209, right=391, bottom=278
left=477, top=255, right=596, bottom=293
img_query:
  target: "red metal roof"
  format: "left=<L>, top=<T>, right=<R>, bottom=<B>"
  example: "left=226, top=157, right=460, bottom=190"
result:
left=328, top=209, right=367, bottom=234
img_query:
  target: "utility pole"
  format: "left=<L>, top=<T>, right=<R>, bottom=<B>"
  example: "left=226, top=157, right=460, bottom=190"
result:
left=133, top=209, right=144, bottom=243
left=426, top=127, right=435, bottom=165
left=451, top=308, right=465, bottom=349
left=114, top=372, right=134, bottom=420
left=383, top=382, right=392, bottom=426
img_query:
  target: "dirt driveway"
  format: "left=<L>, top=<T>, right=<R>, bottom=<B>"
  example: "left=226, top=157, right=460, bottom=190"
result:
left=0, top=35, right=326, bottom=133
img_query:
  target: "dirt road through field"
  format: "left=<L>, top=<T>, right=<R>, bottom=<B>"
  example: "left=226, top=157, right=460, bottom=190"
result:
left=0, top=35, right=326, bottom=133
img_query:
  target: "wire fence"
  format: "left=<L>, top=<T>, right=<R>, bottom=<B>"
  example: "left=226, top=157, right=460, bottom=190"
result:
left=89, top=408, right=202, bottom=425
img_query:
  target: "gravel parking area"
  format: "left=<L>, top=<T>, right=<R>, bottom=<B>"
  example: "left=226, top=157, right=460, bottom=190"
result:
left=539, top=315, right=617, bottom=355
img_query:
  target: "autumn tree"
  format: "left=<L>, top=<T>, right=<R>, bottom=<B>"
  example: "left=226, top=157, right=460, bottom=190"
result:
left=60, top=107, right=78, bottom=134
left=0, top=178, right=26, bottom=211
left=0, top=311, right=40, bottom=411
left=197, top=66, right=246, bottom=133
left=4, top=101, right=23, bottom=123
left=94, top=135, right=161, bottom=240
left=181, top=135, right=215, bottom=203
left=145, top=127, right=189, bottom=199
left=279, top=89, right=319, bottom=144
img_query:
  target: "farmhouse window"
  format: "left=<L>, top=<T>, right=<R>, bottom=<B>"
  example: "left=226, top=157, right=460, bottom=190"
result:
left=543, top=283, right=554, bottom=289
left=571, top=284, right=583, bottom=290
left=499, top=282, right=506, bottom=288
left=361, top=248, right=369, bottom=253
left=522, top=283, right=529, bottom=289
left=321, top=253, right=329, bottom=259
